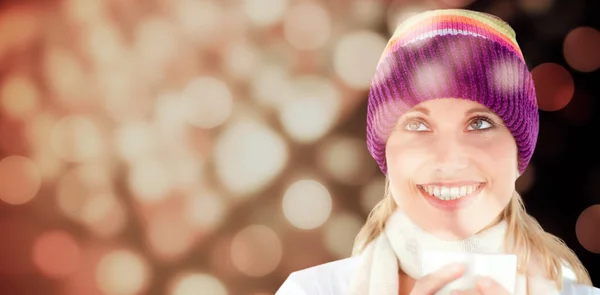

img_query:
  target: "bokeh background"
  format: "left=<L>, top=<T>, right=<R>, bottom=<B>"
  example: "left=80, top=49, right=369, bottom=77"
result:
left=0, top=0, right=599, bottom=294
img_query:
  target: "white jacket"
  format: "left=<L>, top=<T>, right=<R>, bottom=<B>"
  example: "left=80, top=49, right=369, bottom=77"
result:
left=275, top=256, right=600, bottom=295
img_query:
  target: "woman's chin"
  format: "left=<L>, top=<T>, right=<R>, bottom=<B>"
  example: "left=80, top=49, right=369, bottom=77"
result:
left=410, top=212, right=486, bottom=240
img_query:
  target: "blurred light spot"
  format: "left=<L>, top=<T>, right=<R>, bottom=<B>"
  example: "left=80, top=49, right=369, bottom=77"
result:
left=32, top=230, right=80, bottom=278
left=413, top=62, right=453, bottom=97
left=220, top=5, right=248, bottom=41
left=83, top=22, right=126, bottom=69
left=516, top=164, right=536, bottom=193
left=517, top=0, right=554, bottom=15
left=0, top=217, right=39, bottom=274
left=128, top=159, right=172, bottom=204
left=96, top=57, right=145, bottom=123
left=370, top=56, right=396, bottom=87
left=97, top=59, right=140, bottom=121
left=81, top=193, right=127, bottom=238
left=96, top=250, right=150, bottom=295
left=115, top=121, right=159, bottom=164
left=147, top=209, right=196, bottom=263
left=184, top=191, right=227, bottom=231
left=62, top=0, right=106, bottom=23
left=283, top=2, right=331, bottom=50
left=170, top=272, right=228, bottom=295
left=155, top=92, right=188, bottom=141
left=563, top=27, right=600, bottom=73
left=134, top=17, right=179, bottom=76
left=175, top=0, right=222, bottom=45
left=27, top=113, right=65, bottom=181
left=318, top=136, right=374, bottom=185
left=323, top=212, right=363, bottom=258
left=43, top=47, right=87, bottom=107
left=1, top=75, right=39, bottom=119
left=250, top=64, right=293, bottom=109
left=164, top=151, right=206, bottom=189
left=0, top=156, right=41, bottom=205
left=56, top=164, right=113, bottom=223
left=181, top=77, right=233, bottom=129
left=214, top=118, right=288, bottom=196
left=576, top=205, right=600, bottom=254
left=282, top=179, right=332, bottom=230
left=279, top=76, right=340, bottom=143
left=51, top=116, right=106, bottom=163
left=31, top=148, right=64, bottom=182
left=360, top=177, right=385, bottom=214
left=491, top=58, right=525, bottom=95
left=243, top=0, right=289, bottom=27
left=231, top=225, right=282, bottom=277
left=387, top=5, right=429, bottom=36
left=262, top=41, right=296, bottom=68
left=351, top=0, right=385, bottom=28
left=531, top=63, right=574, bottom=111
left=225, top=41, right=260, bottom=80
left=334, top=31, right=387, bottom=89
left=446, top=37, right=481, bottom=70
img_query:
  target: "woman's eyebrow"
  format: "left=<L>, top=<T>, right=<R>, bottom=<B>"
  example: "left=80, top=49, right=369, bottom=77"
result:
left=404, top=107, right=429, bottom=116
left=465, top=107, right=494, bottom=116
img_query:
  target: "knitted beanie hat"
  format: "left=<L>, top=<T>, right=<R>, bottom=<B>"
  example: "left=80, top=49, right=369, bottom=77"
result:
left=366, top=9, right=539, bottom=175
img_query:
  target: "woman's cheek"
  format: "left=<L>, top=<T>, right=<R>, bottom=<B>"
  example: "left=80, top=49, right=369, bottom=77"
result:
left=470, top=133, right=517, bottom=160
left=386, top=141, right=430, bottom=170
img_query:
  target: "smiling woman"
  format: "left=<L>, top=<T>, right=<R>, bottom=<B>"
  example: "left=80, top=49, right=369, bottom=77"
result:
left=385, top=99, right=518, bottom=239
left=275, top=8, right=600, bottom=295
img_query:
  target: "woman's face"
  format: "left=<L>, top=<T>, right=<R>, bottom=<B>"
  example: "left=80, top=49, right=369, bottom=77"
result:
left=385, top=98, right=519, bottom=239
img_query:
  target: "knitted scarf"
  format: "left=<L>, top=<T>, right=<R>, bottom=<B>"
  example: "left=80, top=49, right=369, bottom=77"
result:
left=347, top=209, right=559, bottom=295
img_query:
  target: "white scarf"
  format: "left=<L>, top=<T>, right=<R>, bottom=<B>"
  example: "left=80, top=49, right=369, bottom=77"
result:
left=347, top=209, right=559, bottom=295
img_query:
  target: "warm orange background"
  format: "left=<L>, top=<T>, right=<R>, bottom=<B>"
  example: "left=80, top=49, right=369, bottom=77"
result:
left=0, top=0, right=598, bottom=294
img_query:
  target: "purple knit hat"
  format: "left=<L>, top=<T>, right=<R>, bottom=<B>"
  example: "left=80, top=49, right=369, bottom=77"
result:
left=366, top=9, right=539, bottom=175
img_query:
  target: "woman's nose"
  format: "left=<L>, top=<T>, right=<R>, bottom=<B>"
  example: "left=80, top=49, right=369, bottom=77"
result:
left=431, top=135, right=469, bottom=175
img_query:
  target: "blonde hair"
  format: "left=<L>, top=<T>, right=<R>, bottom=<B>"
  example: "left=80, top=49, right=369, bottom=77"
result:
left=352, top=178, right=592, bottom=288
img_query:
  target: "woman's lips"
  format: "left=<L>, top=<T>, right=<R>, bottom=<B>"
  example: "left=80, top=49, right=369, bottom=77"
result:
left=417, top=183, right=485, bottom=211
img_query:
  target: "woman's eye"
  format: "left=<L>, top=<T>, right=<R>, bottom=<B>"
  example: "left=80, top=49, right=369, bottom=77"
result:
left=467, top=118, right=493, bottom=131
left=404, top=120, right=429, bottom=131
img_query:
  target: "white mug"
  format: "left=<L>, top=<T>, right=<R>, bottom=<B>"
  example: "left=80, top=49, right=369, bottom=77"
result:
left=421, top=250, right=518, bottom=295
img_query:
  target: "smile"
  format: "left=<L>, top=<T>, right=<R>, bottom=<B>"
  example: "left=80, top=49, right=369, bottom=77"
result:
left=418, top=183, right=482, bottom=200
left=416, top=182, right=486, bottom=211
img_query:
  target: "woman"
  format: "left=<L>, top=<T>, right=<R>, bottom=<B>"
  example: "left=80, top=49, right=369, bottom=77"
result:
left=275, top=9, right=599, bottom=295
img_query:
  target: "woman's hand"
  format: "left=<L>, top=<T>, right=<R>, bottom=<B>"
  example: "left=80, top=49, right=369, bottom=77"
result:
left=450, top=277, right=511, bottom=295
left=409, top=264, right=510, bottom=295
left=410, top=263, right=467, bottom=295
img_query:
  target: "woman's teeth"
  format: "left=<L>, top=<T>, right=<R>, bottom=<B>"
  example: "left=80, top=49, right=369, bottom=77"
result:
left=420, top=184, right=481, bottom=200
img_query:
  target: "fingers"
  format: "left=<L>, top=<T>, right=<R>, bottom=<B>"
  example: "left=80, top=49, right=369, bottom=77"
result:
left=411, top=263, right=466, bottom=295
left=475, top=277, right=511, bottom=295
left=450, top=278, right=510, bottom=295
